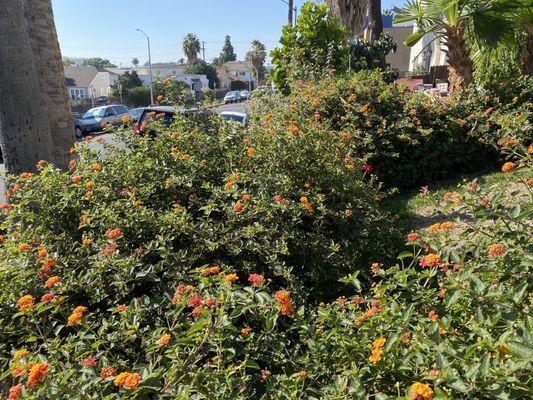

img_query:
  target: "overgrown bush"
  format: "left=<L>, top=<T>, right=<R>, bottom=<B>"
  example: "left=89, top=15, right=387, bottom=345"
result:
left=0, top=134, right=530, bottom=399
left=250, top=72, right=531, bottom=189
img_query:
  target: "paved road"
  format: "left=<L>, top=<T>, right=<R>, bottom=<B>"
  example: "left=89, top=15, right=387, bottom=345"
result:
left=0, top=101, right=249, bottom=203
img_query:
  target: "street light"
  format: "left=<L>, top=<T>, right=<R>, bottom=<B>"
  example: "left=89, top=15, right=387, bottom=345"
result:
left=136, top=28, right=154, bottom=105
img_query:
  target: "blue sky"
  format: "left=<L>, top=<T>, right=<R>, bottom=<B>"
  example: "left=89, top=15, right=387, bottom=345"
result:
left=52, top=0, right=404, bottom=66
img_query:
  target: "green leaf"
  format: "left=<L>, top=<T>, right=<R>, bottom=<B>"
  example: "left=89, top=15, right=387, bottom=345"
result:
left=405, top=30, right=426, bottom=47
left=508, top=341, right=533, bottom=359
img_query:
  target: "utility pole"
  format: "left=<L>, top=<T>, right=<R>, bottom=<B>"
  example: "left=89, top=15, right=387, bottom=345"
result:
left=137, top=28, right=154, bottom=105
left=202, top=41, right=206, bottom=61
left=288, top=0, right=294, bottom=26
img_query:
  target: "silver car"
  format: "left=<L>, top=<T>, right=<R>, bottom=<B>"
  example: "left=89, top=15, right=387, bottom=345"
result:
left=75, top=105, right=130, bottom=138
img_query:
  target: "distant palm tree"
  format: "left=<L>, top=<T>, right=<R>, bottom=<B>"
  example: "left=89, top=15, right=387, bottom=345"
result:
left=395, top=0, right=525, bottom=92
left=183, top=33, right=201, bottom=64
left=246, top=40, right=267, bottom=81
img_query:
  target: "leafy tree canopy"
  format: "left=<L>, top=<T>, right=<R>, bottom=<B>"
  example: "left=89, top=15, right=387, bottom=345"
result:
left=81, top=57, right=117, bottom=68
left=214, top=35, right=237, bottom=66
left=184, top=59, right=220, bottom=89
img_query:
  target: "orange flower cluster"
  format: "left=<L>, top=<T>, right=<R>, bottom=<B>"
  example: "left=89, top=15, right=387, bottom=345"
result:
left=247, top=147, right=255, bottom=157
left=428, top=311, right=439, bottom=321
left=106, top=228, right=122, bottom=240
left=273, top=195, right=289, bottom=205
left=7, top=384, right=22, bottom=400
left=487, top=243, right=506, bottom=257
left=426, top=222, right=454, bottom=232
left=114, top=372, right=142, bottom=390
left=371, top=263, right=382, bottom=273
left=274, top=290, right=294, bottom=317
left=225, top=273, right=239, bottom=283
left=201, top=266, right=221, bottom=276
left=501, top=162, right=516, bottom=173
left=411, top=382, right=434, bottom=400
left=355, top=300, right=383, bottom=325
left=419, top=254, right=441, bottom=268
left=17, top=295, right=35, bottom=312
left=41, top=293, right=55, bottom=303
left=241, top=327, right=252, bottom=337
left=44, top=276, right=61, bottom=289
left=92, top=162, right=102, bottom=172
left=300, top=196, right=312, bottom=213
left=13, top=349, right=28, bottom=360
left=67, top=306, right=88, bottom=325
left=234, top=201, right=245, bottom=213
left=28, top=362, right=49, bottom=390
left=172, top=284, right=194, bottom=304
left=17, top=243, right=32, bottom=252
left=82, top=355, right=97, bottom=367
left=369, top=337, right=386, bottom=364
left=159, top=333, right=171, bottom=346
left=100, top=367, right=117, bottom=379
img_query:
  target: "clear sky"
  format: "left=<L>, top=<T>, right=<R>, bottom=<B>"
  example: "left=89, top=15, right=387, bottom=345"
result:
left=51, top=0, right=404, bottom=67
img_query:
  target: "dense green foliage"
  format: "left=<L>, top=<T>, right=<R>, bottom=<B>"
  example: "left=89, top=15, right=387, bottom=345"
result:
left=184, top=60, right=219, bottom=89
left=81, top=57, right=117, bottom=68
left=252, top=72, right=532, bottom=189
left=213, top=35, right=237, bottom=66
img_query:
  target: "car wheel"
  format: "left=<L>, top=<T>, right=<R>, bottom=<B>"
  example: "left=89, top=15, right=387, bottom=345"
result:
left=75, top=127, right=83, bottom=139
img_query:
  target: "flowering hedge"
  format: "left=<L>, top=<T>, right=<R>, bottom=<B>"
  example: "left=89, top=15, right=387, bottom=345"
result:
left=0, top=135, right=531, bottom=398
left=249, top=72, right=532, bottom=189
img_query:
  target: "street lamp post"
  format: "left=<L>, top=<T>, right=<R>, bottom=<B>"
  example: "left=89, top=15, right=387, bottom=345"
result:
left=280, top=0, right=297, bottom=26
left=136, top=28, right=154, bottom=105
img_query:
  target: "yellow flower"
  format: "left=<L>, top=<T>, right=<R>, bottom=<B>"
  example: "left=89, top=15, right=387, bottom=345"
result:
left=159, top=333, right=171, bottom=346
left=225, top=273, right=239, bottom=283
left=17, top=295, right=35, bottom=312
left=501, top=162, right=515, bottom=173
left=410, top=382, right=433, bottom=400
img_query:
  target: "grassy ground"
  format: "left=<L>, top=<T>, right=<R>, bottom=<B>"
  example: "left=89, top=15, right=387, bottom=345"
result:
left=384, top=167, right=530, bottom=232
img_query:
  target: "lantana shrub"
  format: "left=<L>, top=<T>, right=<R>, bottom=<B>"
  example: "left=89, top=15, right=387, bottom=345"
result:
left=250, top=72, right=531, bottom=189
left=0, top=127, right=531, bottom=398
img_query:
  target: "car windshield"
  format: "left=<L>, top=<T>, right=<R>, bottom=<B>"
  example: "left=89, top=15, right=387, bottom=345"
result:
left=222, top=114, right=244, bottom=122
left=83, top=108, right=106, bottom=118
left=131, top=109, right=143, bottom=118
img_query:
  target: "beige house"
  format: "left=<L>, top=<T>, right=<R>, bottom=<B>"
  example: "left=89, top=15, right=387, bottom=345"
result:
left=64, top=66, right=118, bottom=102
left=216, top=61, right=257, bottom=90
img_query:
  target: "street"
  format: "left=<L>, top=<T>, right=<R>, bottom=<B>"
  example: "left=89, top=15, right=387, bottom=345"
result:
left=0, top=101, right=248, bottom=203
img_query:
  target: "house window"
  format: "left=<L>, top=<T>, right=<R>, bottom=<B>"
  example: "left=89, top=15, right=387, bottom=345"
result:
left=69, top=88, right=85, bottom=100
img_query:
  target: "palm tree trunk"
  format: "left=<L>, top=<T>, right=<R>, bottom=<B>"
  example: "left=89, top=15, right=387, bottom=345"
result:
left=0, top=0, right=54, bottom=174
left=23, top=0, right=74, bottom=170
left=442, top=27, right=474, bottom=92
left=367, top=0, right=383, bottom=42
left=326, top=0, right=367, bottom=38
left=522, top=24, right=533, bottom=75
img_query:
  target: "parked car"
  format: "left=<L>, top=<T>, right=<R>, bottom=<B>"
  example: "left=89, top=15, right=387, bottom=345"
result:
left=96, top=96, right=108, bottom=105
left=219, top=111, right=248, bottom=127
left=239, top=90, right=250, bottom=101
left=74, top=105, right=130, bottom=138
left=129, top=107, right=145, bottom=122
left=134, top=106, right=215, bottom=135
left=224, top=91, right=241, bottom=104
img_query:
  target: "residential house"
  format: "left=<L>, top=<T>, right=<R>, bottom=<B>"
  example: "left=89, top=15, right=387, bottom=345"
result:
left=107, top=67, right=209, bottom=92
left=64, top=66, right=118, bottom=102
left=219, top=61, right=258, bottom=90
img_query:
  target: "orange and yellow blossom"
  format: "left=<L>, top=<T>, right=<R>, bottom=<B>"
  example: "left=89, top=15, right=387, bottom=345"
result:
left=419, top=254, right=440, bottom=268
left=7, top=384, right=22, bottom=400
left=225, top=273, right=239, bottom=284
left=411, top=382, right=434, bottom=400
left=27, top=362, right=49, bottom=390
left=201, top=266, right=221, bottom=276
left=369, top=337, right=386, bottom=364
left=114, top=372, right=142, bottom=390
left=274, top=290, right=295, bottom=317
left=487, top=244, right=506, bottom=257
left=67, top=306, right=88, bottom=325
left=159, top=333, right=171, bottom=346
left=13, top=349, right=28, bottom=360
left=44, top=276, right=62, bottom=289
left=17, top=295, right=35, bottom=312
left=501, top=162, right=516, bottom=173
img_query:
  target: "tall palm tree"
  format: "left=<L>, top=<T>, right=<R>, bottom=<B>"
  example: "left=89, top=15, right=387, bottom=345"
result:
left=246, top=40, right=267, bottom=82
left=325, top=0, right=367, bottom=37
left=395, top=0, right=522, bottom=92
left=0, top=0, right=54, bottom=174
left=22, top=0, right=74, bottom=170
left=367, top=0, right=383, bottom=42
left=183, top=33, right=201, bottom=64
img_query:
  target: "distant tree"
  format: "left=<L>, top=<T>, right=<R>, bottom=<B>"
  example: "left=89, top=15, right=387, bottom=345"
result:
left=215, top=35, right=237, bottom=66
left=246, top=40, right=267, bottom=81
left=178, top=58, right=185, bottom=64
left=184, top=59, right=220, bottom=89
left=81, top=57, right=117, bottom=68
left=116, top=71, right=144, bottom=91
left=132, top=57, right=139, bottom=67
left=62, top=56, right=75, bottom=66
left=183, top=33, right=201, bottom=64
